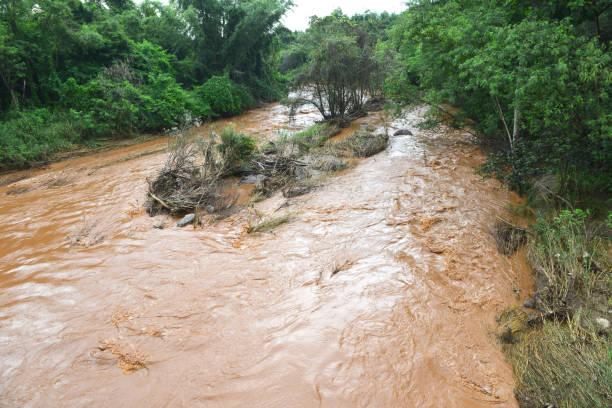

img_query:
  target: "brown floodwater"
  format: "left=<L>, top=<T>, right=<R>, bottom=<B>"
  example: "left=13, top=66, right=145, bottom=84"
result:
left=0, top=103, right=531, bottom=407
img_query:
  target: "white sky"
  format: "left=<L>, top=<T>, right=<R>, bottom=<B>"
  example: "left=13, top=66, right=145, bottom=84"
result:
left=136, top=1, right=407, bottom=31
left=282, top=0, right=407, bottom=31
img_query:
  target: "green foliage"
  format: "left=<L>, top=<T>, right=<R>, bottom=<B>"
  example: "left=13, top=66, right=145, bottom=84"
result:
left=0, top=0, right=292, bottom=168
left=216, top=126, right=256, bottom=168
left=387, top=0, right=611, bottom=199
left=0, top=108, right=82, bottom=167
left=197, top=75, right=254, bottom=117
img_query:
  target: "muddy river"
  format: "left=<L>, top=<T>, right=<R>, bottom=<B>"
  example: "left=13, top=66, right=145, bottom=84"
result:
left=0, top=103, right=531, bottom=407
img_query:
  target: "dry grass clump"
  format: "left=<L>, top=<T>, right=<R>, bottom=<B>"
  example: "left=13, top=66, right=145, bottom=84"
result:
left=501, top=317, right=611, bottom=408
left=307, top=154, right=346, bottom=172
left=282, top=184, right=315, bottom=198
left=251, top=155, right=307, bottom=198
left=145, top=136, right=236, bottom=216
left=331, top=130, right=388, bottom=158
left=97, top=340, right=147, bottom=374
left=494, top=218, right=528, bottom=255
left=246, top=213, right=291, bottom=233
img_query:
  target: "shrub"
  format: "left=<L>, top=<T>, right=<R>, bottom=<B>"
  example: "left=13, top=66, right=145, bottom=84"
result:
left=197, top=75, right=254, bottom=117
left=217, top=126, right=256, bottom=169
left=185, top=90, right=214, bottom=120
left=140, top=73, right=188, bottom=130
left=0, top=109, right=82, bottom=167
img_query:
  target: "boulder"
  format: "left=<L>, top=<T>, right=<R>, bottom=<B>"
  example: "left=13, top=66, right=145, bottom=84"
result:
left=393, top=129, right=413, bottom=136
left=176, top=213, right=195, bottom=227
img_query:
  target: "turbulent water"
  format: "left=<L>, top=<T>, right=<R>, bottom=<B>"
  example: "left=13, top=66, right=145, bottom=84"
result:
left=0, top=103, right=531, bottom=407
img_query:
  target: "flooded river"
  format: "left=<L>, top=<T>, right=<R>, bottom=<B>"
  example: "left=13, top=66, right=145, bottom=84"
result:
left=0, top=103, right=531, bottom=407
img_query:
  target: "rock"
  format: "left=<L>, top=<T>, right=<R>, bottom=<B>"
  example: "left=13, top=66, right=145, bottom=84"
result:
left=283, top=185, right=313, bottom=198
left=595, top=317, right=610, bottom=330
left=238, top=174, right=266, bottom=185
left=523, top=300, right=535, bottom=309
left=393, top=129, right=413, bottom=136
left=152, top=221, right=165, bottom=229
left=205, top=205, right=215, bottom=213
left=176, top=213, right=195, bottom=227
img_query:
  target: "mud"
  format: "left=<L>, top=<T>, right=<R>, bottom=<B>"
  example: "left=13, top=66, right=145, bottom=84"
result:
left=0, top=103, right=531, bottom=407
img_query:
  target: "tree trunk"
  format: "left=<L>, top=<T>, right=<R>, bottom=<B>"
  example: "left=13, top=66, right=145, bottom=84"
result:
left=0, top=69, right=19, bottom=110
left=512, top=103, right=520, bottom=143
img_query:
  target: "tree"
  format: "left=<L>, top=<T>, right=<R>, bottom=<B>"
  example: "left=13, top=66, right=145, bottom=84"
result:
left=290, top=12, right=382, bottom=122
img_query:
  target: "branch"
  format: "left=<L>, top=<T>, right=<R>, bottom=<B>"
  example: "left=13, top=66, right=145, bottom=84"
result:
left=492, top=95, right=513, bottom=150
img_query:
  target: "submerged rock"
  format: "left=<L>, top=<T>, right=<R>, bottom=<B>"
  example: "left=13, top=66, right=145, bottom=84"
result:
left=238, top=174, right=266, bottom=185
left=393, top=129, right=413, bottom=136
left=176, top=213, right=195, bottom=227
left=152, top=221, right=166, bottom=229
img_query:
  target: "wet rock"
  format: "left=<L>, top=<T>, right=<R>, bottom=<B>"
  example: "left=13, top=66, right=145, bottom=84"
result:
left=152, top=221, right=166, bottom=229
left=595, top=317, right=610, bottom=330
left=393, top=129, right=413, bottom=136
left=176, top=213, right=195, bottom=227
left=283, top=185, right=313, bottom=198
left=238, top=174, right=266, bottom=185
left=523, top=300, right=535, bottom=309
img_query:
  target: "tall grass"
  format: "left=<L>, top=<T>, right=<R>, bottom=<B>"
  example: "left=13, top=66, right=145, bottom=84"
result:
left=528, top=209, right=609, bottom=315
left=498, top=209, right=611, bottom=408
left=502, top=318, right=611, bottom=408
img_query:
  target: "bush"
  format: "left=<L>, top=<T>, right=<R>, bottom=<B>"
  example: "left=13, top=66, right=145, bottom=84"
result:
left=196, top=75, right=254, bottom=117
left=140, top=73, right=188, bottom=130
left=217, top=126, right=256, bottom=169
left=185, top=90, right=214, bottom=120
left=0, top=109, right=83, bottom=168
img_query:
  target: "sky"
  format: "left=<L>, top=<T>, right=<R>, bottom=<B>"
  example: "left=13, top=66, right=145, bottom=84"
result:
left=282, top=0, right=407, bottom=31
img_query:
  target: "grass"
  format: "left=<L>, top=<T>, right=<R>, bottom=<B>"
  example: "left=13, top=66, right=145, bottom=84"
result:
left=496, top=209, right=611, bottom=408
left=246, top=213, right=291, bottom=233
left=273, top=122, right=340, bottom=155
left=500, top=315, right=611, bottom=408
left=528, top=209, right=610, bottom=315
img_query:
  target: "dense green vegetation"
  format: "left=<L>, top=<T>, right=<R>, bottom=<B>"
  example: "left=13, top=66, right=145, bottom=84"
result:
left=0, top=0, right=290, bottom=168
left=385, top=0, right=611, bottom=202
